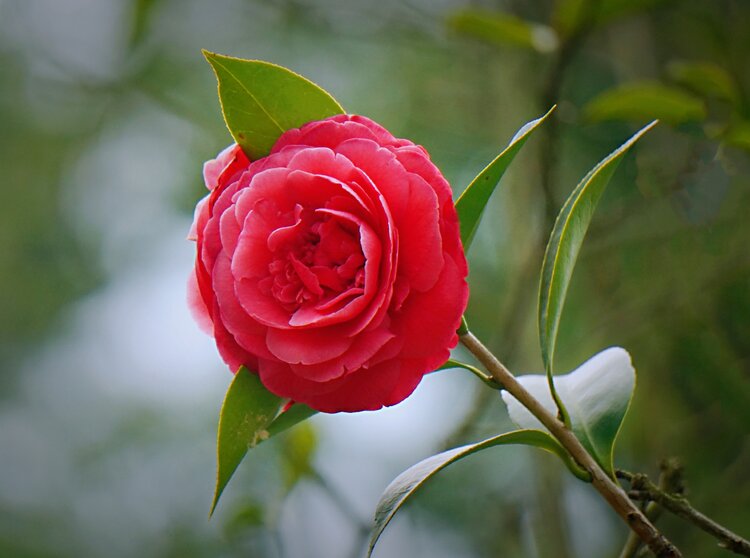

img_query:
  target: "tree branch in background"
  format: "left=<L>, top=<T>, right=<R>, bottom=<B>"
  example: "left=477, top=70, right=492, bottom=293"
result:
left=617, top=461, right=750, bottom=557
left=617, top=458, right=685, bottom=558
left=538, top=0, right=602, bottom=228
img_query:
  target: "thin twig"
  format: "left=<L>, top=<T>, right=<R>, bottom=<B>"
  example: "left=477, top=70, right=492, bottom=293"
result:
left=459, top=331, right=681, bottom=557
left=619, top=465, right=750, bottom=556
left=618, top=460, right=684, bottom=558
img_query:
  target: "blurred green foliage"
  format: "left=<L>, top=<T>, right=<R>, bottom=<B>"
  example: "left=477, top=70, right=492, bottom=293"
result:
left=0, top=0, right=748, bottom=557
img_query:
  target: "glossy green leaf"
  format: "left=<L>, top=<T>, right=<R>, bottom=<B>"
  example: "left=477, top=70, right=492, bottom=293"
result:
left=538, top=121, right=656, bottom=377
left=501, top=347, right=635, bottom=477
left=267, top=403, right=318, bottom=437
left=204, top=51, right=345, bottom=160
left=668, top=61, right=739, bottom=104
left=367, top=429, right=588, bottom=557
left=456, top=106, right=555, bottom=250
left=211, top=367, right=283, bottom=516
left=448, top=9, right=558, bottom=53
left=584, top=82, right=705, bottom=125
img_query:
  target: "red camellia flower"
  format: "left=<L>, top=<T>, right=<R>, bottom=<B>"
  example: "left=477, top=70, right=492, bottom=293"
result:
left=189, top=115, right=469, bottom=412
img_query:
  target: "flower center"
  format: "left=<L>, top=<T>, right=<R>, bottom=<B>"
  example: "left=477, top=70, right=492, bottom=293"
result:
left=265, top=205, right=365, bottom=313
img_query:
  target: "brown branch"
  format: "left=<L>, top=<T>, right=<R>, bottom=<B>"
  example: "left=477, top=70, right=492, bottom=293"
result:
left=459, top=331, right=681, bottom=557
left=617, top=459, right=684, bottom=558
left=619, top=462, right=750, bottom=557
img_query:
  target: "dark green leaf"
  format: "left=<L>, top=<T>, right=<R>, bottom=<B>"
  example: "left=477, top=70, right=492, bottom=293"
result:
left=367, top=429, right=588, bottom=557
left=724, top=121, right=750, bottom=152
left=502, top=347, right=635, bottom=477
left=584, top=82, right=705, bottom=125
left=204, top=51, right=345, bottom=160
left=538, top=121, right=656, bottom=376
left=211, top=367, right=283, bottom=516
left=448, top=9, right=558, bottom=53
left=668, top=61, right=739, bottom=104
left=553, top=0, right=671, bottom=37
left=456, top=106, right=555, bottom=251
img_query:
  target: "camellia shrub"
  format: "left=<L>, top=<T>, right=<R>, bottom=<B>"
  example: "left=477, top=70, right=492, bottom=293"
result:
left=187, top=51, right=750, bottom=558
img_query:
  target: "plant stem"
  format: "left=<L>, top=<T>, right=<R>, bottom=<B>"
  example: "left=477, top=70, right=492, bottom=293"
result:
left=619, top=467, right=750, bottom=556
left=459, top=331, right=681, bottom=557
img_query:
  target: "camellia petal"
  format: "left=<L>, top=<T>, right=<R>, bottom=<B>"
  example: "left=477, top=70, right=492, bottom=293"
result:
left=188, top=114, right=469, bottom=413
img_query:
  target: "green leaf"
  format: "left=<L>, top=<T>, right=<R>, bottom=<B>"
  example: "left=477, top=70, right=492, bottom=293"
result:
left=203, top=51, right=345, bottom=160
left=211, top=367, right=283, bottom=516
left=280, top=422, right=318, bottom=489
left=667, top=61, right=739, bottom=104
left=456, top=106, right=555, bottom=251
left=538, top=121, right=656, bottom=377
left=501, top=347, right=635, bottom=477
left=367, top=429, right=588, bottom=557
left=267, top=403, right=318, bottom=437
left=584, top=82, right=705, bottom=125
left=448, top=8, right=558, bottom=53
left=724, top=121, right=750, bottom=152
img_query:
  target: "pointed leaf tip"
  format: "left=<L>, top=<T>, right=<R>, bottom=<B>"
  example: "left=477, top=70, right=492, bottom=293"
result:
left=204, top=52, right=345, bottom=160
left=456, top=106, right=555, bottom=251
left=538, top=121, right=656, bottom=375
left=210, top=367, right=283, bottom=516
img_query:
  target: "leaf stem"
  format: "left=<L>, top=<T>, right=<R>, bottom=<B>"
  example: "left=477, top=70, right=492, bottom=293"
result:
left=459, top=330, right=681, bottom=557
left=618, top=463, right=750, bottom=556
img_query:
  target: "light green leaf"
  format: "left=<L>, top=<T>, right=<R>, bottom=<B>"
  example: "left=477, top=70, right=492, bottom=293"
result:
left=584, top=82, right=705, bottom=125
left=367, top=429, right=588, bottom=557
left=448, top=8, right=558, bottom=53
left=280, top=422, right=318, bottom=490
left=456, top=106, right=555, bottom=251
left=204, top=51, right=345, bottom=160
left=538, top=121, right=656, bottom=378
left=501, top=347, right=636, bottom=477
left=724, top=121, right=750, bottom=152
left=667, top=61, right=739, bottom=104
left=211, top=367, right=283, bottom=516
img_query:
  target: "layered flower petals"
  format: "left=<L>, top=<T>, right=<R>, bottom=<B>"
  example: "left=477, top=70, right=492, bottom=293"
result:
left=188, top=114, right=469, bottom=412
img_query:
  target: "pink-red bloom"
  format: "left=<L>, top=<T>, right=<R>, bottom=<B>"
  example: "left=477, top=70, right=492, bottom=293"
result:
left=189, top=115, right=468, bottom=412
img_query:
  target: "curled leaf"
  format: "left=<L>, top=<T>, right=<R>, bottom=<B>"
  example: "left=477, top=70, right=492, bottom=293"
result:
left=367, top=429, right=588, bottom=557
left=501, top=347, right=636, bottom=477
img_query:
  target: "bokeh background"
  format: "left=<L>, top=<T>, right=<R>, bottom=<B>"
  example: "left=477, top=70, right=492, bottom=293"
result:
left=1, top=0, right=749, bottom=556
